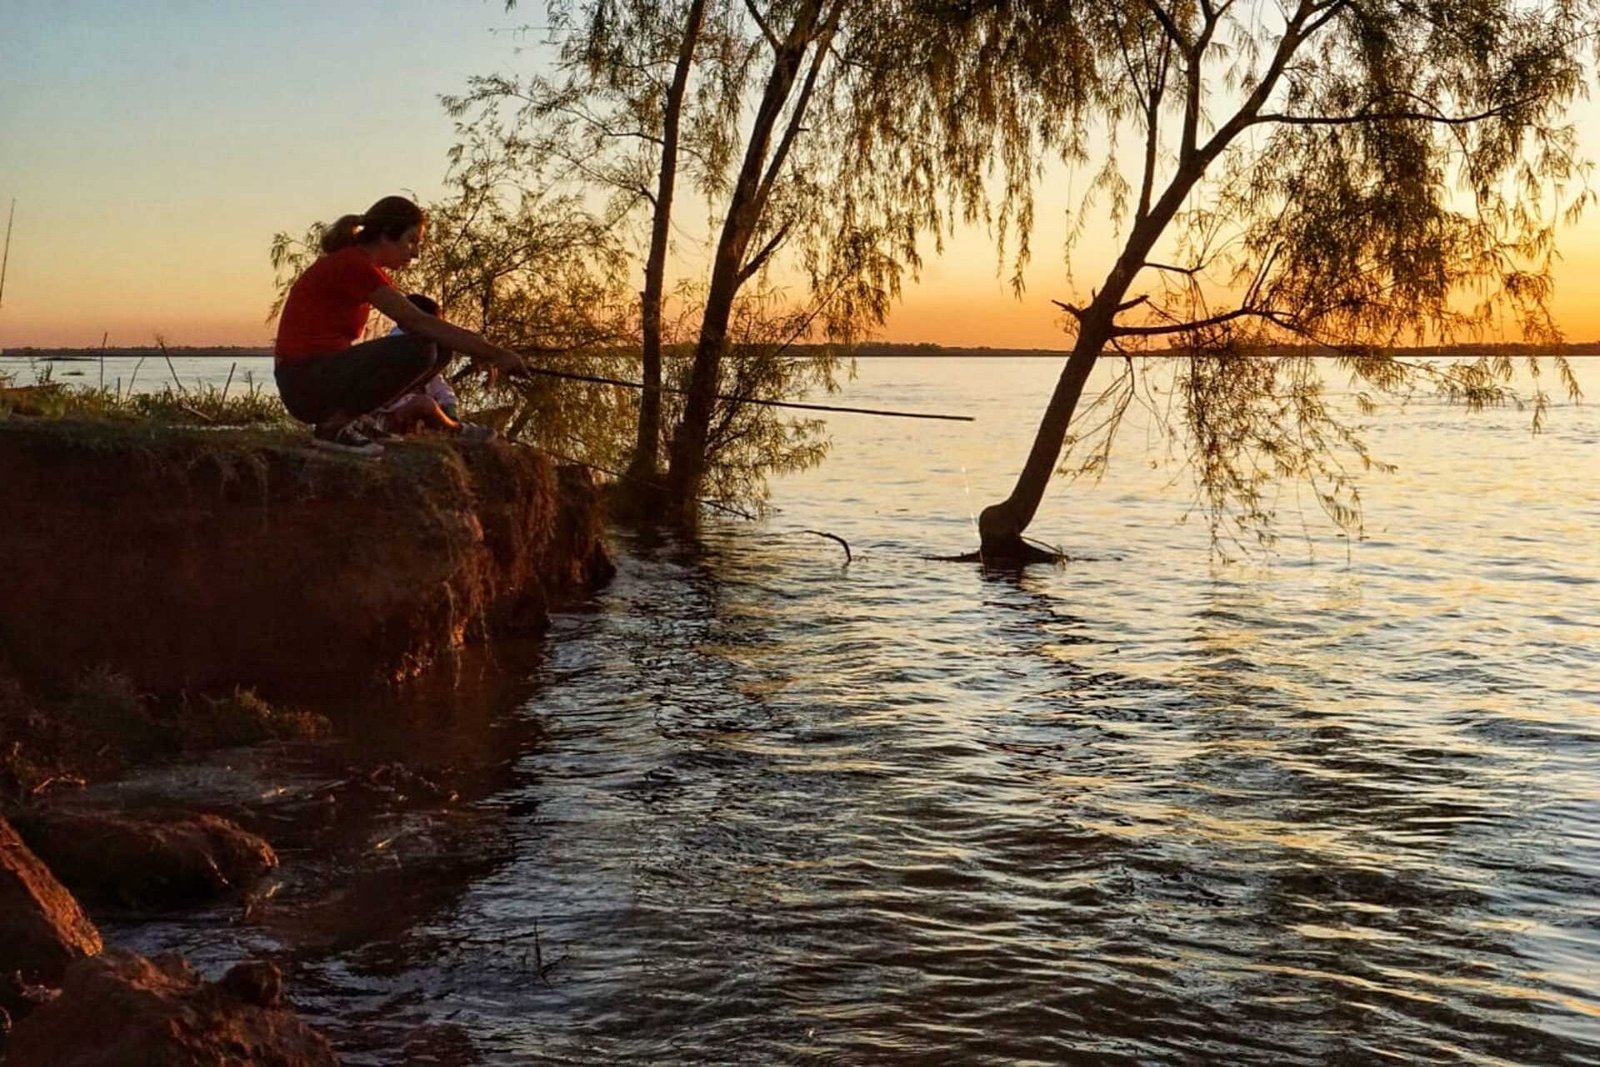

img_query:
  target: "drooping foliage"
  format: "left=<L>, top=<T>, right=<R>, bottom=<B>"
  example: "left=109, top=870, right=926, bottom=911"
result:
left=449, top=0, right=727, bottom=482
left=843, top=0, right=1595, bottom=558
left=662, top=284, right=845, bottom=509
left=453, top=0, right=923, bottom=518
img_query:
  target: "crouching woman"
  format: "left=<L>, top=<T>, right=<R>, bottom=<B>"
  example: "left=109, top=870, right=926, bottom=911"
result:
left=273, top=195, right=525, bottom=455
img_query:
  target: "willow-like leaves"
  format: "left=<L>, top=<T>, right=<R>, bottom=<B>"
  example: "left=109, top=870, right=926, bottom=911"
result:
left=847, top=0, right=1595, bottom=560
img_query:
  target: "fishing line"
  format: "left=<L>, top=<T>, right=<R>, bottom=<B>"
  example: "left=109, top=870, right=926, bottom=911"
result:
left=961, top=463, right=980, bottom=538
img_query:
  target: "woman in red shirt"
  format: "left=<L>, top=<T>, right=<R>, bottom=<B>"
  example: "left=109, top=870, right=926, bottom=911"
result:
left=274, top=195, right=525, bottom=455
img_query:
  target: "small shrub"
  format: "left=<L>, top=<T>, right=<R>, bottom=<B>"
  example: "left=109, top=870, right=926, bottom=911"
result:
left=63, top=665, right=167, bottom=757
left=175, top=687, right=331, bottom=750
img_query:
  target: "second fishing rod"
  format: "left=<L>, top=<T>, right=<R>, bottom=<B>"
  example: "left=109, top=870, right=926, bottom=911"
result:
left=492, top=355, right=975, bottom=424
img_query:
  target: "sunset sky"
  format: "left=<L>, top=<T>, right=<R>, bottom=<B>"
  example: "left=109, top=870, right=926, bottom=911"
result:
left=3, top=0, right=1599, bottom=350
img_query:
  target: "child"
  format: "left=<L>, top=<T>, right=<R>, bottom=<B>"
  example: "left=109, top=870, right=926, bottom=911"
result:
left=376, top=294, right=467, bottom=435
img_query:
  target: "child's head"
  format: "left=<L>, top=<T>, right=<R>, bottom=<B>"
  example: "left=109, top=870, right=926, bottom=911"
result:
left=407, top=293, right=440, bottom=316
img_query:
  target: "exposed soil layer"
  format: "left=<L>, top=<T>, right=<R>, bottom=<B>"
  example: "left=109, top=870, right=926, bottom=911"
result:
left=0, top=419, right=614, bottom=698
left=6, top=950, right=338, bottom=1067
left=11, top=808, right=277, bottom=912
left=0, top=814, right=102, bottom=989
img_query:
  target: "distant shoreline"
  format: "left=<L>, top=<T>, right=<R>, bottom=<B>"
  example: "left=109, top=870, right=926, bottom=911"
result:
left=5, top=341, right=1600, bottom=360
left=3, top=346, right=277, bottom=360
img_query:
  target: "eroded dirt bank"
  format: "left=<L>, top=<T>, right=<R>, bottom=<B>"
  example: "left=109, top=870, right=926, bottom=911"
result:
left=0, top=416, right=618, bottom=1061
left=0, top=419, right=613, bottom=698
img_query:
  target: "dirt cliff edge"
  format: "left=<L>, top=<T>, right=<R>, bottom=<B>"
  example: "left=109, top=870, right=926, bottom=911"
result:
left=0, top=419, right=613, bottom=697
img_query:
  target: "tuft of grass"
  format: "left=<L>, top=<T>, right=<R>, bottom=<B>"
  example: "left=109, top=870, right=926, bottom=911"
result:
left=0, top=668, right=337, bottom=805
left=62, top=665, right=168, bottom=758
left=1, top=361, right=291, bottom=427
left=174, top=687, right=331, bottom=750
left=0, top=669, right=54, bottom=802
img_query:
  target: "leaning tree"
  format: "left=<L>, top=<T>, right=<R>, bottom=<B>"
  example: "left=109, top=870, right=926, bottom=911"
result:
left=852, top=0, right=1594, bottom=561
left=461, top=0, right=924, bottom=519
left=456, top=0, right=728, bottom=487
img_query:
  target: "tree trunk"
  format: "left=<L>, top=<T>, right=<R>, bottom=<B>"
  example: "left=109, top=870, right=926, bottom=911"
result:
left=664, top=241, right=744, bottom=518
left=977, top=332, right=1107, bottom=563
left=977, top=261, right=1154, bottom=562
left=625, top=0, right=707, bottom=492
left=978, top=155, right=1213, bottom=563
left=969, top=10, right=1307, bottom=564
left=664, top=0, right=826, bottom=518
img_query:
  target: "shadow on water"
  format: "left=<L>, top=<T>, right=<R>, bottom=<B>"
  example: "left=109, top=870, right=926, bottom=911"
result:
left=97, top=637, right=573, bottom=1064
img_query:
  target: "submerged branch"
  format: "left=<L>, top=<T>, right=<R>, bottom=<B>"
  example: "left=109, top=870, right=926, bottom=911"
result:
left=802, top=529, right=852, bottom=563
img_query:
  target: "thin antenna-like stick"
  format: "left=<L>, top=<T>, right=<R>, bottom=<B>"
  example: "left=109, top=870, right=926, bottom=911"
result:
left=0, top=200, right=15, bottom=309
left=157, top=335, right=187, bottom=396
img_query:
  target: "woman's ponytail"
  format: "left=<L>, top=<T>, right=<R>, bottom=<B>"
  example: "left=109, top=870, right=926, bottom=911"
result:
left=320, top=214, right=365, bottom=254
left=316, top=197, right=423, bottom=255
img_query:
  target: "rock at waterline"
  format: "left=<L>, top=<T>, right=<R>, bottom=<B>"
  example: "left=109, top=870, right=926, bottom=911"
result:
left=0, top=418, right=614, bottom=697
left=0, top=815, right=102, bottom=990
left=11, top=808, right=277, bottom=912
left=6, top=950, right=338, bottom=1067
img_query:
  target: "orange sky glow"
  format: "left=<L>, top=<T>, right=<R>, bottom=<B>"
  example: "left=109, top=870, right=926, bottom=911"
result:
left=3, top=3, right=1599, bottom=352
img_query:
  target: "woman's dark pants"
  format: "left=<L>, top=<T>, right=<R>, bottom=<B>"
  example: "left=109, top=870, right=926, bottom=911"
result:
left=274, top=334, right=449, bottom=426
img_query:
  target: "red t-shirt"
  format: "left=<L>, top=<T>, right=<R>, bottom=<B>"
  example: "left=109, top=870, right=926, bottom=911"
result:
left=274, top=247, right=392, bottom=362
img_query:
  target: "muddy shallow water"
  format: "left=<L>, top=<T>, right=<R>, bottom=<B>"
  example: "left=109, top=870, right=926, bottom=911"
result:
left=55, top=355, right=1600, bottom=1064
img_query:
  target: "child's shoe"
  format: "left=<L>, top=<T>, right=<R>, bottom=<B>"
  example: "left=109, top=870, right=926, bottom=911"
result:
left=454, top=422, right=496, bottom=445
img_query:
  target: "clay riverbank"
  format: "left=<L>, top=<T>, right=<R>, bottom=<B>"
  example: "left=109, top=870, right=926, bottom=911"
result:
left=0, top=418, right=614, bottom=698
left=0, top=417, right=616, bottom=1062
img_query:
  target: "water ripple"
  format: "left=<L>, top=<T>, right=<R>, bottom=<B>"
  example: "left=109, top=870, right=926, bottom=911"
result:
left=90, top=357, right=1600, bottom=1064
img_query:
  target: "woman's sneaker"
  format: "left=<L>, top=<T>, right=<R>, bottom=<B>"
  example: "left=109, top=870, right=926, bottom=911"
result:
left=312, top=421, right=384, bottom=457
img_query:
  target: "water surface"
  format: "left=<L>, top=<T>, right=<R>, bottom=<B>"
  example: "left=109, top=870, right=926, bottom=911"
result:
left=38, top=353, right=1600, bottom=1064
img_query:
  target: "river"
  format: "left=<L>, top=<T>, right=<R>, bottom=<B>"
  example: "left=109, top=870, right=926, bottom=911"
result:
left=11, top=352, right=1600, bottom=1064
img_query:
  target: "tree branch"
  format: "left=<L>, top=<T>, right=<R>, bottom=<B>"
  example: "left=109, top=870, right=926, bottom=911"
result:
left=1142, top=0, right=1190, bottom=53
left=1197, top=0, right=1340, bottom=165
left=1109, top=305, right=1286, bottom=337
left=738, top=221, right=793, bottom=283
left=744, top=0, right=780, bottom=49
left=546, top=101, right=666, bottom=147
left=757, top=3, right=841, bottom=205
left=1137, top=52, right=1166, bottom=222
left=1300, top=0, right=1350, bottom=40
left=1252, top=103, right=1526, bottom=128
left=1055, top=294, right=1149, bottom=320
left=1118, top=12, right=1169, bottom=224
left=1178, top=3, right=1223, bottom=161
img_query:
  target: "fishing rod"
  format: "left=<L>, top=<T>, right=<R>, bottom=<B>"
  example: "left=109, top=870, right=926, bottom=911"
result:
left=507, top=357, right=975, bottom=423
left=538, top=444, right=758, bottom=521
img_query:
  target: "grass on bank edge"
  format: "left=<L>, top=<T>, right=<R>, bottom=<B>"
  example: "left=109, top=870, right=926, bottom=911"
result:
left=0, top=664, right=331, bottom=809
left=0, top=367, right=324, bottom=806
left=0, top=359, right=293, bottom=428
